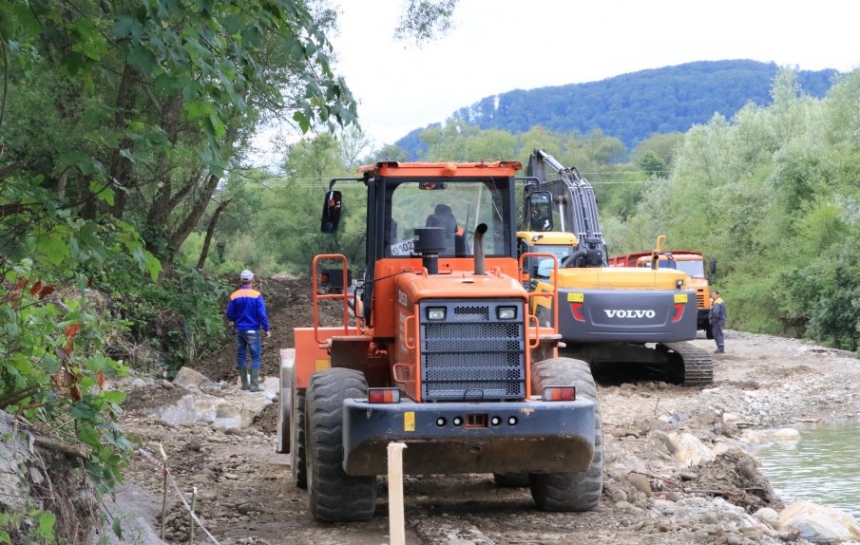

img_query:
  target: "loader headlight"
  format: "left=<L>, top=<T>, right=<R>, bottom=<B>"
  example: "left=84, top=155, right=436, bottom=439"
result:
left=427, top=307, right=446, bottom=321
left=497, top=306, right=517, bottom=320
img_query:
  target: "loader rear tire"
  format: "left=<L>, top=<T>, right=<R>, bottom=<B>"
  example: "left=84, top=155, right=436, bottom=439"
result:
left=306, top=368, right=376, bottom=521
left=529, top=357, right=603, bottom=512
left=290, top=387, right=307, bottom=489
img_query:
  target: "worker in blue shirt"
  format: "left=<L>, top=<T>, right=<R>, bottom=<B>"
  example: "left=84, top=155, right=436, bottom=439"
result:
left=709, top=290, right=727, bottom=354
left=226, top=269, right=271, bottom=391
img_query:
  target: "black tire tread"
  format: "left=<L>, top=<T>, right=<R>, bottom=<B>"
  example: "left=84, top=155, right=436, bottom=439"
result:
left=306, top=368, right=376, bottom=521
left=291, top=389, right=307, bottom=489
left=529, top=357, right=604, bottom=512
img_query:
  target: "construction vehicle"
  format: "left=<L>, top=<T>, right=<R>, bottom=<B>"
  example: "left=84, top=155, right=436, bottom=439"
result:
left=277, top=160, right=603, bottom=522
left=519, top=149, right=713, bottom=386
left=608, top=235, right=717, bottom=339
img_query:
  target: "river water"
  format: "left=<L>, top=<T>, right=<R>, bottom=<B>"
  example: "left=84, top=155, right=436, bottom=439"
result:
left=753, top=422, right=860, bottom=520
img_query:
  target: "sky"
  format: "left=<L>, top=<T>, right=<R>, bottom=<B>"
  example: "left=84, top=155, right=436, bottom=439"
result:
left=327, top=0, right=860, bottom=148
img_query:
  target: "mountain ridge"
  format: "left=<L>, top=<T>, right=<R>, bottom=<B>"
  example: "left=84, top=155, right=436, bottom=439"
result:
left=395, top=59, right=840, bottom=158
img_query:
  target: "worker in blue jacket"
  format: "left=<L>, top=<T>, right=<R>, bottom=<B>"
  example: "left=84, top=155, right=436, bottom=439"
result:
left=226, top=269, right=271, bottom=391
left=709, top=290, right=727, bottom=354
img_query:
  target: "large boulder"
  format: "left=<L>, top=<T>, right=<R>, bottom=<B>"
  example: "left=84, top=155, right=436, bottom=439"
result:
left=150, top=393, right=272, bottom=429
left=779, top=500, right=860, bottom=544
left=654, top=431, right=716, bottom=467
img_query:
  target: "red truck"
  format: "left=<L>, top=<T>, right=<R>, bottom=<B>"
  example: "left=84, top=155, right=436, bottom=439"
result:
left=609, top=236, right=716, bottom=338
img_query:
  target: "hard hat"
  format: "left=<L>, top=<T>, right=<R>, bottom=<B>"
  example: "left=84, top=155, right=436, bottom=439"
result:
left=240, top=269, right=254, bottom=281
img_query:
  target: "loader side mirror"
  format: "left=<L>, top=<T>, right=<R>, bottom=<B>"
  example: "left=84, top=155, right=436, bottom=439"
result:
left=321, top=190, right=342, bottom=233
left=709, top=258, right=717, bottom=276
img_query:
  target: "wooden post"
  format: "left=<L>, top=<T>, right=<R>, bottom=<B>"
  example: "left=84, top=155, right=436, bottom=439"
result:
left=158, top=444, right=168, bottom=541
left=387, top=442, right=407, bottom=545
left=189, top=486, right=197, bottom=543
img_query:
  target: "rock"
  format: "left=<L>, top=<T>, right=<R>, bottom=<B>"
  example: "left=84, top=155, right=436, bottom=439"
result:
left=173, top=367, right=210, bottom=390
left=28, top=467, right=44, bottom=485
left=662, top=432, right=716, bottom=467
left=149, top=392, right=272, bottom=429
left=779, top=500, right=860, bottom=544
left=627, top=472, right=652, bottom=497
left=607, top=486, right=628, bottom=503
left=753, top=507, right=780, bottom=528
left=677, top=470, right=698, bottom=481
left=769, top=427, right=801, bottom=442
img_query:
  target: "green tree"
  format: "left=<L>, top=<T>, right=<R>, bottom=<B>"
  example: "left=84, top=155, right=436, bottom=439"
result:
left=0, top=0, right=358, bottom=266
left=638, top=151, right=669, bottom=179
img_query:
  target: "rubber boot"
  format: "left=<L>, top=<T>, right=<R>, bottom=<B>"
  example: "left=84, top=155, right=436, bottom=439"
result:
left=249, top=368, right=262, bottom=392
left=238, top=368, right=250, bottom=390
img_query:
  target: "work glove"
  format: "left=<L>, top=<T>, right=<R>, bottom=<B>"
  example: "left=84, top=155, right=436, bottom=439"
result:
left=266, top=330, right=272, bottom=339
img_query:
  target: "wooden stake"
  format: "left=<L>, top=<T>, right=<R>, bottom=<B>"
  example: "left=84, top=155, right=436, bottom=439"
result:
left=387, top=442, right=407, bottom=545
left=189, top=486, right=197, bottom=544
left=159, top=443, right=168, bottom=541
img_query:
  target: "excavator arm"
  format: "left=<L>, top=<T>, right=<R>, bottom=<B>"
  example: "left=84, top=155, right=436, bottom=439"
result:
left=525, top=149, right=607, bottom=267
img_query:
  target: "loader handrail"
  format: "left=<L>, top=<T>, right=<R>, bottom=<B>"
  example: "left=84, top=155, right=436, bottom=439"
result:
left=311, top=254, right=360, bottom=344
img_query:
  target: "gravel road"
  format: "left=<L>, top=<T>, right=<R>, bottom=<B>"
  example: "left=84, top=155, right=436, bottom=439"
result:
left=117, top=325, right=860, bottom=545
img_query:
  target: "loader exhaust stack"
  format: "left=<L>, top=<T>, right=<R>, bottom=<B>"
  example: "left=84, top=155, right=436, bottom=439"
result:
left=474, top=223, right=488, bottom=275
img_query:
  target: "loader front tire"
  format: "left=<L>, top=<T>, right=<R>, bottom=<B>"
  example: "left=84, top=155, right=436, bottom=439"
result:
left=529, top=357, right=603, bottom=512
left=306, top=368, right=376, bottom=521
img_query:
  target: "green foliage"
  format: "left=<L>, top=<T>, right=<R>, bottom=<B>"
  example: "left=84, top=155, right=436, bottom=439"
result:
left=0, top=508, right=57, bottom=545
left=617, top=66, right=860, bottom=350
left=638, top=151, right=669, bottom=179
left=103, top=264, right=230, bottom=377
left=0, top=0, right=358, bottom=267
left=777, top=256, right=860, bottom=350
left=395, top=0, right=459, bottom=44
left=420, top=121, right=519, bottom=161
left=188, top=133, right=367, bottom=277
left=0, top=257, right=133, bottom=494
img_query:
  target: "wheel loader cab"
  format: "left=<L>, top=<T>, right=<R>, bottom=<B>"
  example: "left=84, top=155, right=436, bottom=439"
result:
left=384, top=180, right=513, bottom=259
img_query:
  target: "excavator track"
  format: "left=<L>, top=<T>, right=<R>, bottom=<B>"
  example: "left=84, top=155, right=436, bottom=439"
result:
left=558, top=341, right=714, bottom=387
left=661, top=342, right=714, bottom=386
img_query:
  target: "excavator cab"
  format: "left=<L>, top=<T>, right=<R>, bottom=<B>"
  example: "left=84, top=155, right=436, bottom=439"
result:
left=527, top=191, right=554, bottom=232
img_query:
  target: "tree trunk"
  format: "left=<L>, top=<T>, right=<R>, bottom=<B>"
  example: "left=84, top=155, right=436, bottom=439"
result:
left=109, top=63, right=138, bottom=219
left=196, top=199, right=231, bottom=270
left=162, top=120, right=240, bottom=261
left=166, top=172, right=221, bottom=261
left=146, top=95, right=183, bottom=229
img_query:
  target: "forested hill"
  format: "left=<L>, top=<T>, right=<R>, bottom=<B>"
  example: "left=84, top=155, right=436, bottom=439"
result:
left=396, top=59, right=839, bottom=157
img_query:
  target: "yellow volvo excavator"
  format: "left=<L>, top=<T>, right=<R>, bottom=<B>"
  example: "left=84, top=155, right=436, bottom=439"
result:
left=518, top=149, right=713, bottom=386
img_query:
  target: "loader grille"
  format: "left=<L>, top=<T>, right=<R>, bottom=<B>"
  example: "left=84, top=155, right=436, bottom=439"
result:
left=420, top=300, right=525, bottom=401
